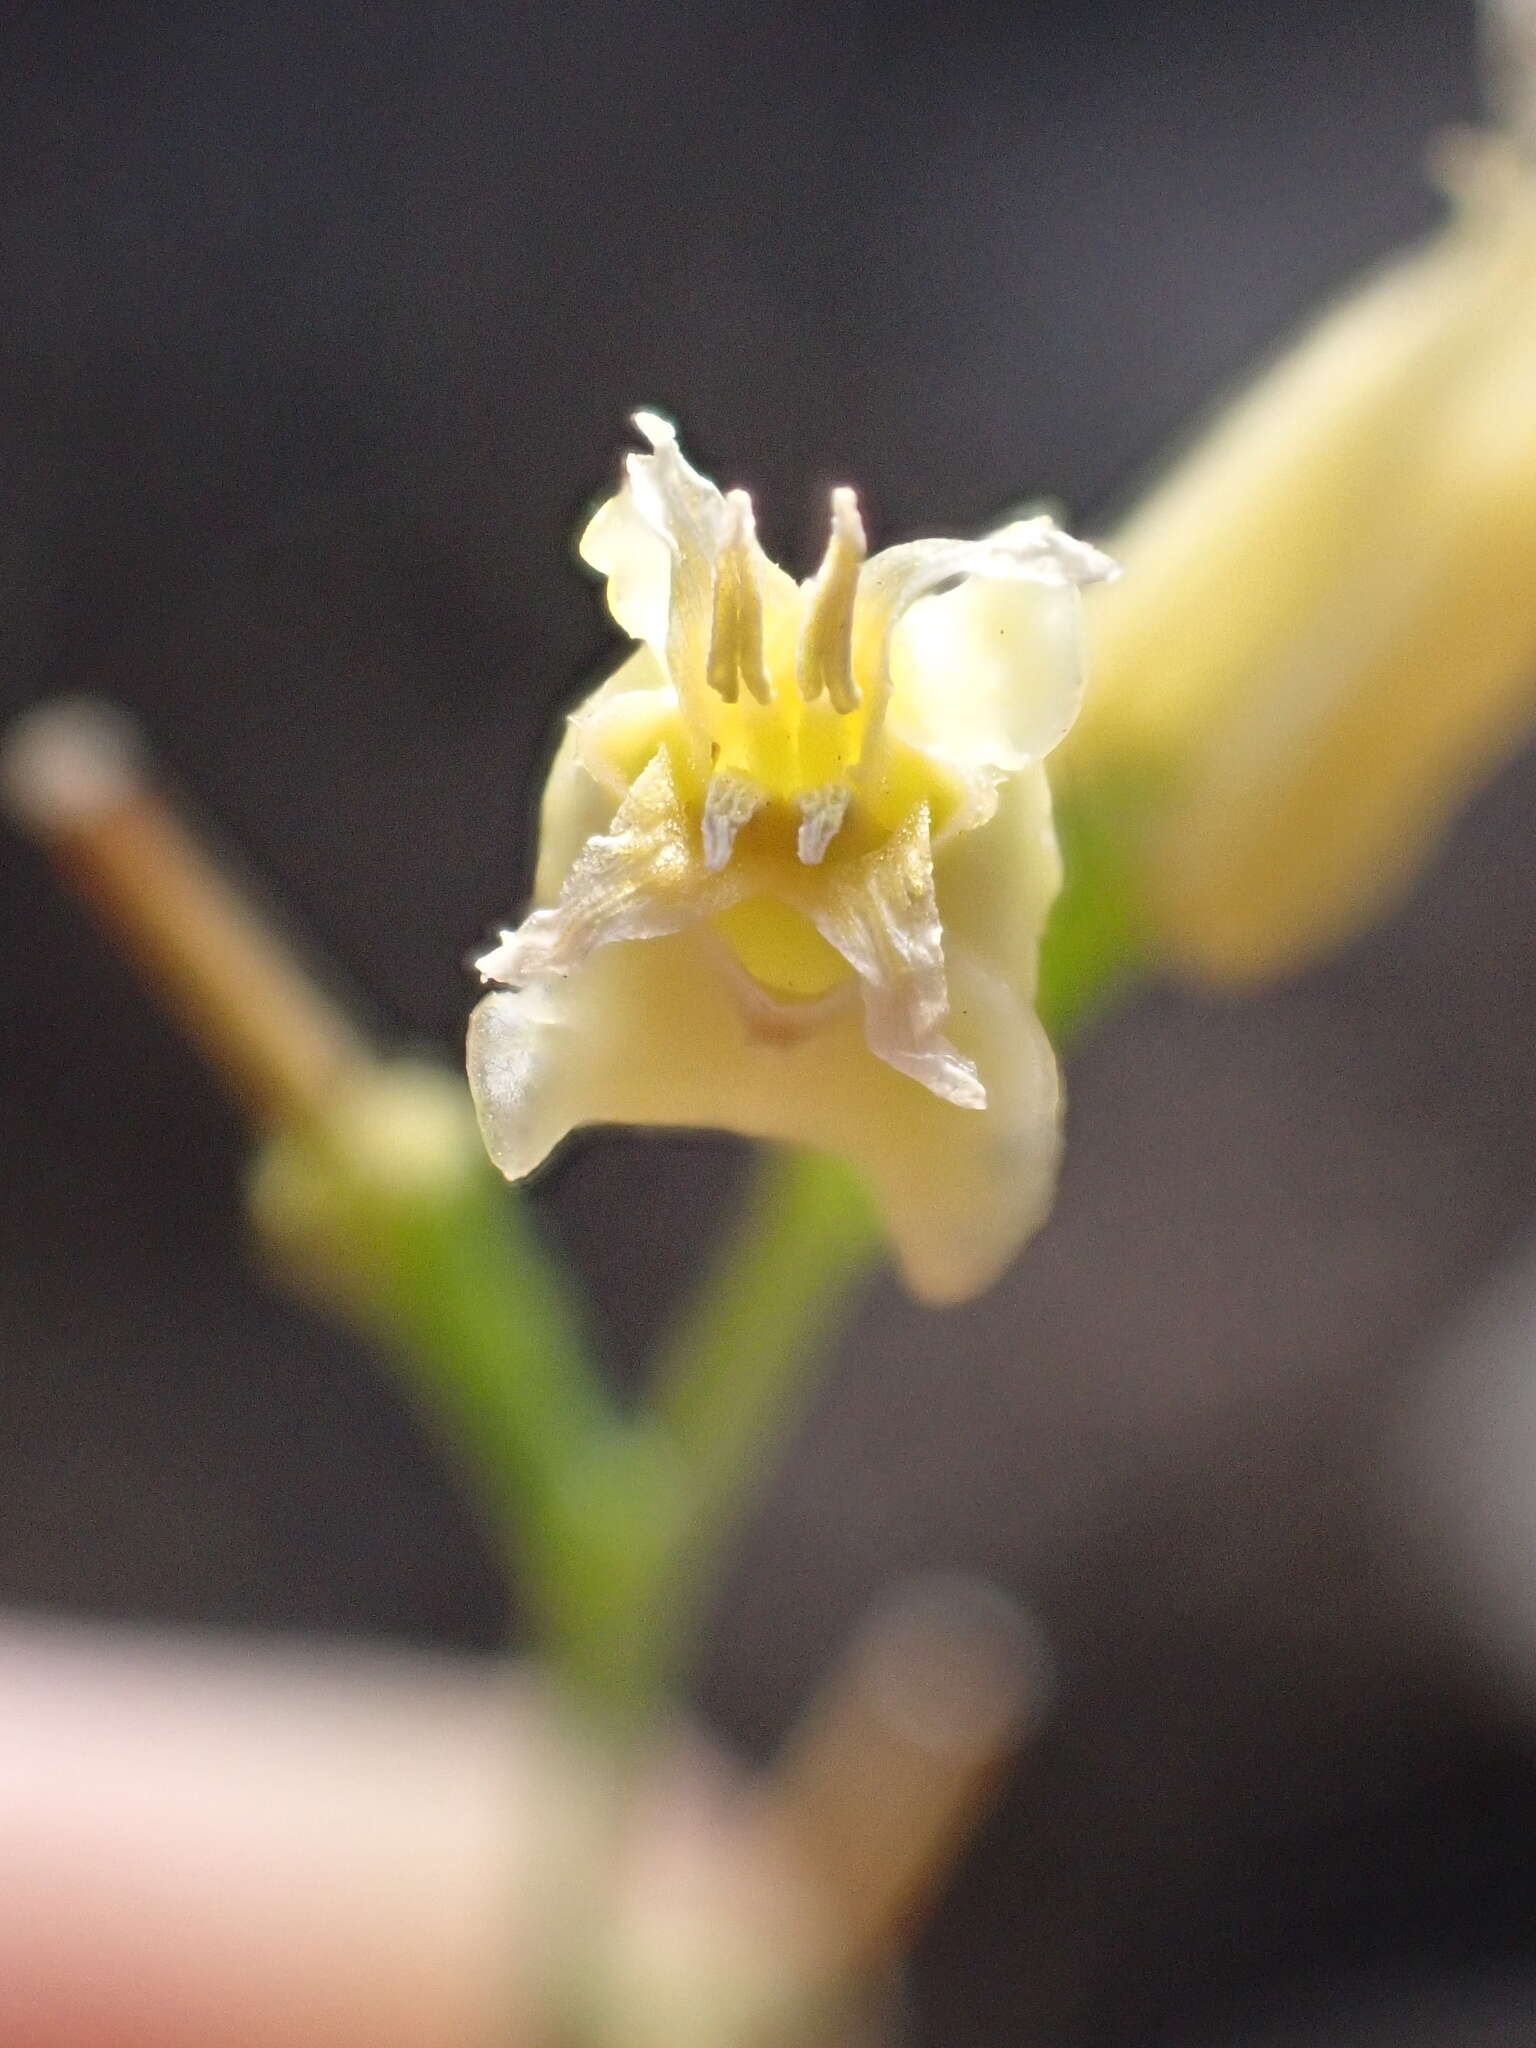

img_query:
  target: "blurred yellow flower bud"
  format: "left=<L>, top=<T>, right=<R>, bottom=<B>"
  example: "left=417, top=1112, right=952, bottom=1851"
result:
left=1066, top=133, right=1536, bottom=984
left=469, top=415, right=1114, bottom=1302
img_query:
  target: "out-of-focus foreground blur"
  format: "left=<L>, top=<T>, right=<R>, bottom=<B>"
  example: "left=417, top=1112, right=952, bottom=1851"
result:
left=4, top=3, right=1536, bottom=2044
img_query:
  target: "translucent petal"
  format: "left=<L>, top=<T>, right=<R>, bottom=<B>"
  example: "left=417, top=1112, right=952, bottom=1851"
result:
left=478, top=748, right=743, bottom=984
left=467, top=979, right=590, bottom=1185
left=931, top=759, right=1061, bottom=996
left=578, top=416, right=800, bottom=747
left=578, top=489, right=673, bottom=655
left=622, top=416, right=729, bottom=730
left=855, top=518, right=1116, bottom=768
left=808, top=805, right=983, bottom=1107
left=524, top=649, right=673, bottom=903
left=467, top=925, right=1060, bottom=1303
left=892, top=567, right=1088, bottom=772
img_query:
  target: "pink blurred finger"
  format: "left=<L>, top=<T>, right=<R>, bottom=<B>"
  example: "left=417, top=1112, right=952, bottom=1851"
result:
left=0, top=1616, right=546, bottom=2048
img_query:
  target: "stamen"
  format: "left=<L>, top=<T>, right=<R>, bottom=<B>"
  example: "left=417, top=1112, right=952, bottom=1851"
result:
left=798, top=487, right=866, bottom=714
left=702, top=770, right=765, bottom=870
left=1, top=698, right=369, bottom=1132
left=707, top=525, right=742, bottom=706
left=706, top=490, right=772, bottom=705
left=797, top=782, right=852, bottom=865
left=725, top=490, right=771, bottom=704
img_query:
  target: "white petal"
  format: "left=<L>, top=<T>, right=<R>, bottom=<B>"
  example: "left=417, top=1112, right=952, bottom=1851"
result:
left=578, top=488, right=674, bottom=656
left=467, top=979, right=590, bottom=1183
left=575, top=415, right=728, bottom=739
left=625, top=417, right=731, bottom=717
left=862, top=948, right=1060, bottom=1303
left=891, top=569, right=1083, bottom=771
left=807, top=804, right=983, bottom=1108
left=526, top=649, right=672, bottom=899
left=859, top=518, right=1117, bottom=769
left=467, top=926, right=1060, bottom=1303
left=578, top=415, right=800, bottom=744
left=477, top=748, right=742, bottom=984
left=931, top=759, right=1061, bottom=995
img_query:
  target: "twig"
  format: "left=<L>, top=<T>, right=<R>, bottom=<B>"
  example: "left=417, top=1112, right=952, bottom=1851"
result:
left=2, top=698, right=369, bottom=1130
left=754, top=1575, right=1049, bottom=1976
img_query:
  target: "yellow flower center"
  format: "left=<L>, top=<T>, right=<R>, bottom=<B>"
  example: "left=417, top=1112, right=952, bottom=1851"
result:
left=581, top=480, right=982, bottom=1006
left=708, top=894, right=848, bottom=1000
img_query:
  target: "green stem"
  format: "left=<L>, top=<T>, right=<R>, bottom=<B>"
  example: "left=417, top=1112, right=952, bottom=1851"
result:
left=250, top=1069, right=681, bottom=1712
left=364, top=1168, right=632, bottom=1662
left=635, top=1148, right=882, bottom=1680
left=367, top=1171, right=705, bottom=1723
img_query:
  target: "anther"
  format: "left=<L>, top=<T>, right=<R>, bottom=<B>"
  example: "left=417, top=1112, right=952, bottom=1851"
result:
left=702, top=771, right=765, bottom=870
left=797, top=487, right=866, bottom=714
left=796, top=783, right=852, bottom=865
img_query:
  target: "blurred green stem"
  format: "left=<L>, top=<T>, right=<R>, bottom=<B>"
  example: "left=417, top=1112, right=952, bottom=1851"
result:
left=359, top=1167, right=661, bottom=1705
left=251, top=1071, right=681, bottom=1719
left=642, top=1148, right=881, bottom=1660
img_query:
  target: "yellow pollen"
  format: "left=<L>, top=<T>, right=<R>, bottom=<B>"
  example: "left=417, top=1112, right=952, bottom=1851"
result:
left=798, top=487, right=866, bottom=714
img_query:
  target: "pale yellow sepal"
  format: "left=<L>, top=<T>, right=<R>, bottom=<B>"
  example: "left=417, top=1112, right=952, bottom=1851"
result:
left=1068, top=135, right=1536, bottom=984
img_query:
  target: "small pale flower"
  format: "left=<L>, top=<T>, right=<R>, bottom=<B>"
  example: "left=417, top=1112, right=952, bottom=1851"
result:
left=469, top=415, right=1114, bottom=1303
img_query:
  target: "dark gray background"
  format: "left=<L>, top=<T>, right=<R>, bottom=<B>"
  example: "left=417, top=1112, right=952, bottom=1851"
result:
left=3, top=3, right=1536, bottom=2044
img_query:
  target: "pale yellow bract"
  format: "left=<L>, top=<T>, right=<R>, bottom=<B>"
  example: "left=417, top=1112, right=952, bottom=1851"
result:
left=468, top=416, right=1115, bottom=1302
